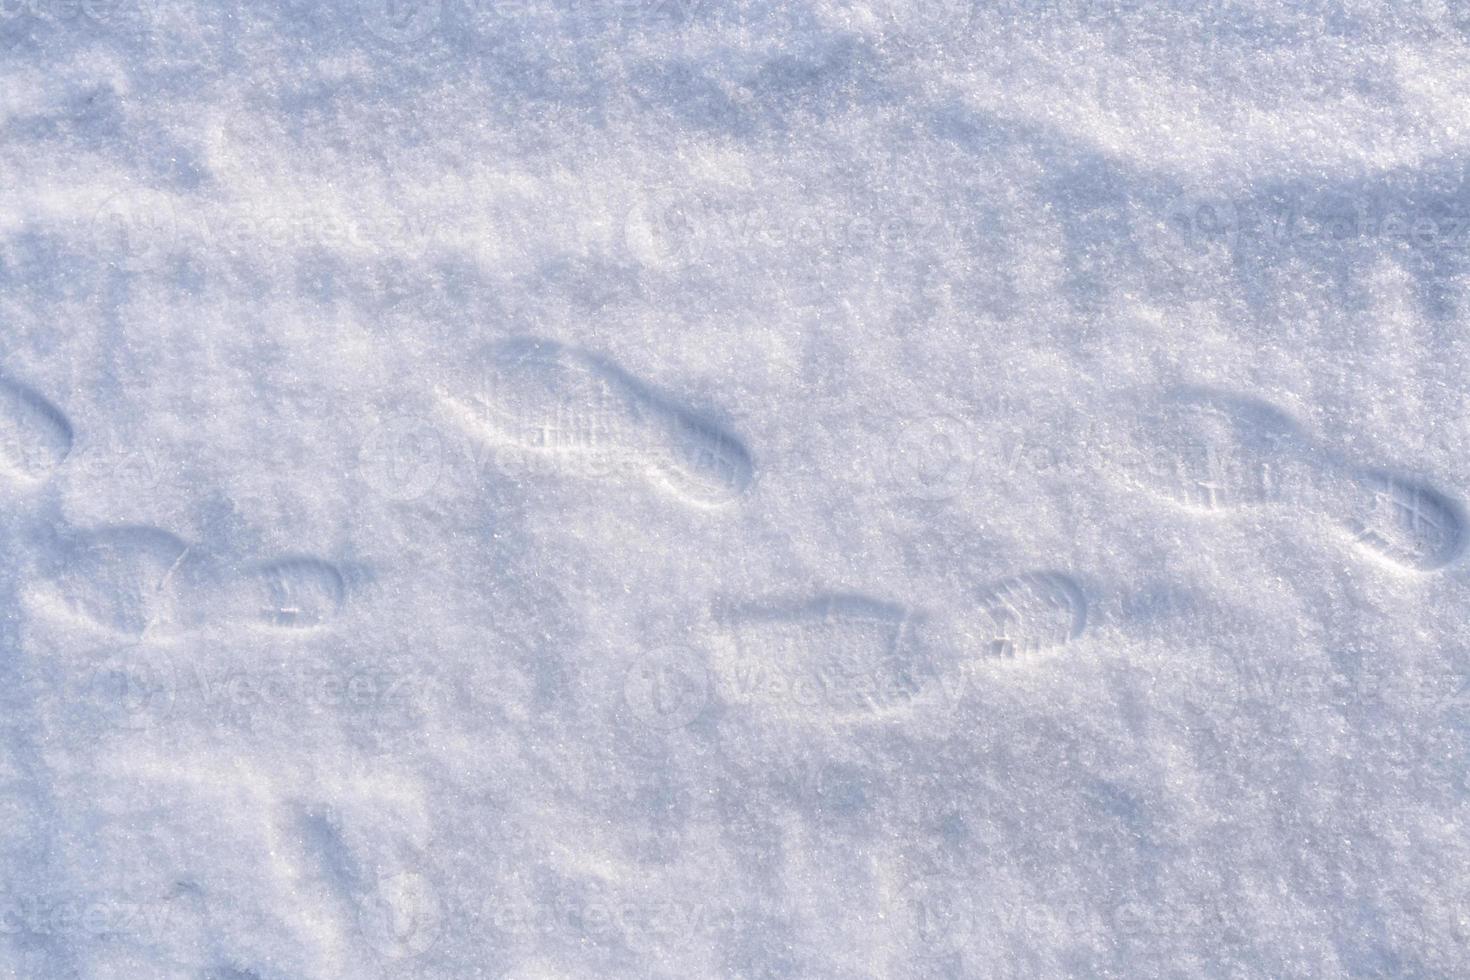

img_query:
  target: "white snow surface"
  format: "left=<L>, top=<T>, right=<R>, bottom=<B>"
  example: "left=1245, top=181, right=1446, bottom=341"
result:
left=3, top=1, right=1470, bottom=978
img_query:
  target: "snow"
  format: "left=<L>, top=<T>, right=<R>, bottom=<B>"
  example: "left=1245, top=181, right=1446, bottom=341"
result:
left=3, top=0, right=1470, bottom=977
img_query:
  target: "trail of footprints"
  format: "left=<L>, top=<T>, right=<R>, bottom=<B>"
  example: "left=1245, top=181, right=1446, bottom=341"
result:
left=1136, top=389, right=1463, bottom=571
left=7, top=363, right=1459, bottom=968
left=443, top=337, right=753, bottom=506
left=0, top=365, right=1456, bottom=734
left=0, top=376, right=348, bottom=637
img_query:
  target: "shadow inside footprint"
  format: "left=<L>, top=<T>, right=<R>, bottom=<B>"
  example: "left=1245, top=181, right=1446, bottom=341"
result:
left=50, top=525, right=191, bottom=636
left=974, top=573, right=1087, bottom=659
left=197, top=557, right=346, bottom=630
left=648, top=407, right=754, bottom=506
left=1132, top=387, right=1305, bottom=510
left=461, top=337, right=752, bottom=506
left=1344, top=472, right=1464, bottom=571
left=1133, top=387, right=1465, bottom=572
left=169, top=553, right=347, bottom=632
left=0, top=377, right=73, bottom=481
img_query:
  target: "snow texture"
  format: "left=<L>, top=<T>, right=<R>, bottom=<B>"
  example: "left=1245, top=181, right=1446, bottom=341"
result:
left=3, top=0, right=1470, bottom=978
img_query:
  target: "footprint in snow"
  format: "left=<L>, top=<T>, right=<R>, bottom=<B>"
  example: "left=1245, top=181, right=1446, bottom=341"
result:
left=0, top=377, right=73, bottom=482
left=445, top=337, right=753, bottom=507
left=1130, top=388, right=1463, bottom=571
left=46, top=526, right=348, bottom=636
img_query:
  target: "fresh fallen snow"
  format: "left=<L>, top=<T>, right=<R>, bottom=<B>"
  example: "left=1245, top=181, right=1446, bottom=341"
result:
left=2, top=1, right=1470, bottom=978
